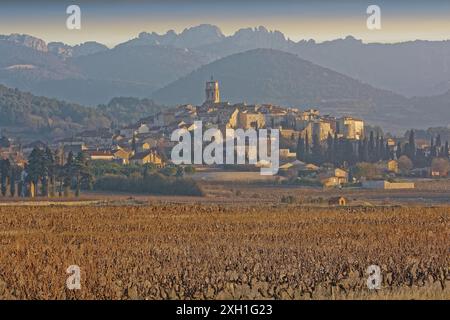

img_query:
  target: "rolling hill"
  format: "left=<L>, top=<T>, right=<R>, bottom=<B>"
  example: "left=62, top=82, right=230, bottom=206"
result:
left=153, top=49, right=418, bottom=129
left=0, top=84, right=163, bottom=140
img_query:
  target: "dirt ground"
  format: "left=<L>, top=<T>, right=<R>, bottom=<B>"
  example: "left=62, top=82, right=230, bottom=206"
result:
left=0, top=204, right=448, bottom=300
left=0, top=179, right=449, bottom=207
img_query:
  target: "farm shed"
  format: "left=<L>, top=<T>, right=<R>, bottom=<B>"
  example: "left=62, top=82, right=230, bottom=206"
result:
left=328, top=196, right=347, bottom=206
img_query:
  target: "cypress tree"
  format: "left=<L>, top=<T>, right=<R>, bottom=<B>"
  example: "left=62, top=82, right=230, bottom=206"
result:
left=311, top=133, right=322, bottom=165
left=27, top=147, right=46, bottom=195
left=304, top=131, right=310, bottom=163
left=362, top=138, right=369, bottom=162
left=0, top=159, right=10, bottom=196
left=375, top=133, right=380, bottom=161
left=326, top=132, right=334, bottom=163
left=445, top=141, right=449, bottom=159
left=396, top=142, right=402, bottom=159
left=430, top=136, right=437, bottom=158
left=9, top=166, right=15, bottom=197
left=435, top=134, right=442, bottom=148
left=408, top=130, right=416, bottom=161
left=63, top=151, right=74, bottom=197
left=369, top=131, right=375, bottom=161
left=296, top=136, right=305, bottom=161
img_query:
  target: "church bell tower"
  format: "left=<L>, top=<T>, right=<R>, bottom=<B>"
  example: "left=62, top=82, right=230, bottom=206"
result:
left=205, top=77, right=220, bottom=104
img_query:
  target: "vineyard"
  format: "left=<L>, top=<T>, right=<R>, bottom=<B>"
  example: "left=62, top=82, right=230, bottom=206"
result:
left=0, top=204, right=448, bottom=299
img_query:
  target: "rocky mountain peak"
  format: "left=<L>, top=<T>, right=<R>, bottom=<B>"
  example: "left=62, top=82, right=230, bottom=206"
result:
left=0, top=34, right=48, bottom=52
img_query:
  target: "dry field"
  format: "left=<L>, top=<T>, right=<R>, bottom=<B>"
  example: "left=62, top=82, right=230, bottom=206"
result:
left=0, top=204, right=448, bottom=300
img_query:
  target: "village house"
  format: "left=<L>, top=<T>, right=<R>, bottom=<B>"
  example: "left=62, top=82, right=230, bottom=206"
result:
left=376, top=160, right=399, bottom=174
left=321, top=115, right=338, bottom=132
left=57, top=140, right=87, bottom=156
left=129, top=149, right=164, bottom=166
left=112, top=148, right=132, bottom=165
left=300, top=109, right=320, bottom=121
left=264, top=109, right=288, bottom=128
left=238, top=110, right=266, bottom=129
left=280, top=129, right=301, bottom=141
left=321, top=176, right=341, bottom=188
left=337, top=117, right=364, bottom=140
left=87, top=150, right=114, bottom=161
left=136, top=124, right=150, bottom=135
left=278, top=160, right=324, bottom=179
left=312, top=120, right=334, bottom=141
left=135, top=141, right=151, bottom=153
left=319, top=168, right=349, bottom=187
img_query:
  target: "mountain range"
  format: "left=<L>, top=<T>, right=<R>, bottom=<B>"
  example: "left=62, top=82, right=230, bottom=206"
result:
left=0, top=25, right=449, bottom=132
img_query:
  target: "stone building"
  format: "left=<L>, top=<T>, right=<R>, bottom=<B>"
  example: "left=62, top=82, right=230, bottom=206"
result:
left=238, top=110, right=266, bottom=129
left=337, top=117, right=364, bottom=140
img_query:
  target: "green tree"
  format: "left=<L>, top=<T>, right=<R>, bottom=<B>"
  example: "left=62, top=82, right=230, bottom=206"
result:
left=407, top=130, right=416, bottom=162
left=73, top=152, right=91, bottom=197
left=27, top=148, right=45, bottom=195
left=326, top=133, right=334, bottom=164
left=398, top=155, right=413, bottom=175
left=431, top=158, right=450, bottom=177
left=9, top=166, right=16, bottom=197
left=44, top=147, right=56, bottom=197
left=296, top=136, right=305, bottom=161
left=353, top=162, right=379, bottom=180
left=368, top=131, right=375, bottom=161
left=396, top=142, right=402, bottom=159
left=311, top=133, right=322, bottom=165
left=304, top=131, right=310, bottom=163
left=0, top=159, right=11, bottom=196
left=444, top=141, right=449, bottom=159
left=63, top=151, right=75, bottom=197
left=343, top=139, right=356, bottom=166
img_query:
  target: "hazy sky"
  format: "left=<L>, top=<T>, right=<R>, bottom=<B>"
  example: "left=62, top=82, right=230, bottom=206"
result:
left=1, top=0, right=450, bottom=47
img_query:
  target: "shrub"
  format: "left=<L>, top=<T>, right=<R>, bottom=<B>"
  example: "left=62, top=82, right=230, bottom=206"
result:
left=398, top=156, right=413, bottom=175
left=431, top=158, right=450, bottom=177
left=353, top=162, right=380, bottom=180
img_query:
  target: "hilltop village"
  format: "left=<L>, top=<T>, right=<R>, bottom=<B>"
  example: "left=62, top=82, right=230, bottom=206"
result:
left=0, top=80, right=449, bottom=196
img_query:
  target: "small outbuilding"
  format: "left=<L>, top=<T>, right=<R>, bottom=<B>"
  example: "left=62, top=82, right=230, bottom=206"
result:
left=328, top=196, right=347, bottom=206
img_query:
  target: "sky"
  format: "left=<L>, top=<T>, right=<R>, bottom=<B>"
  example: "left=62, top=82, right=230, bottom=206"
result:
left=1, top=0, right=450, bottom=47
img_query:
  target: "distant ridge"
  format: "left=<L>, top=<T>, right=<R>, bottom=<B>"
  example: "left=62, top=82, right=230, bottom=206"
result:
left=152, top=48, right=445, bottom=132
left=0, top=25, right=449, bottom=127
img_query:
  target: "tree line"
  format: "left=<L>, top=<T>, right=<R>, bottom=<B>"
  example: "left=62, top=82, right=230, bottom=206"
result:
left=296, top=130, right=449, bottom=169
left=0, top=147, right=91, bottom=198
left=1, top=147, right=202, bottom=198
left=296, top=131, right=394, bottom=167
